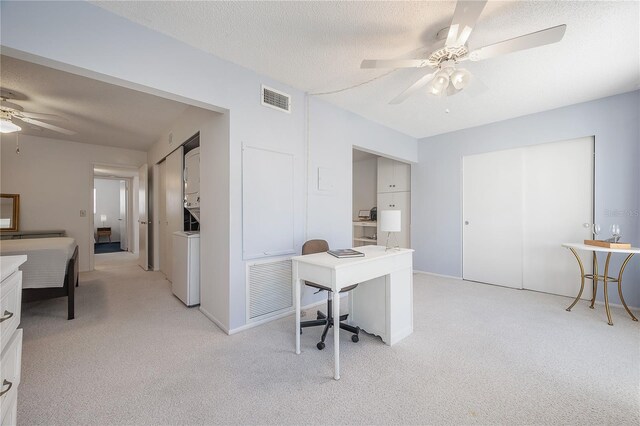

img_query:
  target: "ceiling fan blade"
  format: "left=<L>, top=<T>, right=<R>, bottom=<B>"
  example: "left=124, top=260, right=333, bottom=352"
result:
left=469, top=24, right=567, bottom=61
left=21, top=111, right=68, bottom=121
left=389, top=73, right=435, bottom=105
left=361, top=59, right=430, bottom=69
left=446, top=0, right=488, bottom=47
left=18, top=117, right=76, bottom=135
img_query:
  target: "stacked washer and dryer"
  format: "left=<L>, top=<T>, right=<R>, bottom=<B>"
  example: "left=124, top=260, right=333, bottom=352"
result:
left=172, top=147, right=200, bottom=307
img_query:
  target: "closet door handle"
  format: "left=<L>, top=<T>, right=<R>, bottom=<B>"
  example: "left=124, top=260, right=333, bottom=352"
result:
left=0, top=310, right=13, bottom=323
left=0, top=380, right=12, bottom=397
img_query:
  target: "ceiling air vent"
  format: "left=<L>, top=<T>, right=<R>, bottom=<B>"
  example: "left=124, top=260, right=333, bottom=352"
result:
left=261, top=85, right=291, bottom=113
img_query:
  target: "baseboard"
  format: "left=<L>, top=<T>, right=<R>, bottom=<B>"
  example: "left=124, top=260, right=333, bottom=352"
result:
left=199, top=306, right=230, bottom=334
left=413, top=270, right=462, bottom=280
left=592, top=299, right=640, bottom=312
left=227, top=293, right=348, bottom=335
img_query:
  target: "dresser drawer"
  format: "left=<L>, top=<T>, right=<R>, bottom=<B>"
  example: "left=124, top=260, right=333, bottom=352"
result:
left=0, top=271, right=22, bottom=354
left=0, top=329, right=22, bottom=423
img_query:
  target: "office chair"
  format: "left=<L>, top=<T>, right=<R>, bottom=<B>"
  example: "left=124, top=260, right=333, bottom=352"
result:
left=299, top=239, right=360, bottom=350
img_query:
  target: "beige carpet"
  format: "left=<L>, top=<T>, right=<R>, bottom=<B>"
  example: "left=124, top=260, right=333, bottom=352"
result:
left=18, top=260, right=640, bottom=425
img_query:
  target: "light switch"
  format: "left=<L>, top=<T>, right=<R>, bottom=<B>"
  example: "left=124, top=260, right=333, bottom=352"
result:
left=80, top=210, right=86, bottom=217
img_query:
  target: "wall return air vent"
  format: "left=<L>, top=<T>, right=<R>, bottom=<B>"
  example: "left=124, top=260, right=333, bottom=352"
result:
left=261, top=85, right=291, bottom=113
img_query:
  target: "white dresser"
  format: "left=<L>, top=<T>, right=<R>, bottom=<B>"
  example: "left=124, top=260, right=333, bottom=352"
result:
left=0, top=255, right=26, bottom=426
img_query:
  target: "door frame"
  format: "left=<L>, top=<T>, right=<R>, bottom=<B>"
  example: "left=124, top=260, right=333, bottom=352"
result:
left=90, top=163, right=142, bottom=271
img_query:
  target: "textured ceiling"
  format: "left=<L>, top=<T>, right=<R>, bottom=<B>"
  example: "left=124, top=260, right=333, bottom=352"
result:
left=0, top=56, right=190, bottom=150
left=94, top=1, right=639, bottom=139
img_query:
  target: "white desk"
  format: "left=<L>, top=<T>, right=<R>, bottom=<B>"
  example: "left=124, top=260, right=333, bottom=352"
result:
left=562, top=243, right=639, bottom=325
left=292, top=245, right=414, bottom=380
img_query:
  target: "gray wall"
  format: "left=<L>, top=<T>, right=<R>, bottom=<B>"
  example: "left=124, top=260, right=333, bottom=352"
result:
left=413, top=90, right=640, bottom=307
left=352, top=157, right=378, bottom=220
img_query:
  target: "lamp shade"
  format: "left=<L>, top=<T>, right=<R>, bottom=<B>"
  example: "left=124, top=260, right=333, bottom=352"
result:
left=100, top=214, right=107, bottom=223
left=380, top=210, right=401, bottom=233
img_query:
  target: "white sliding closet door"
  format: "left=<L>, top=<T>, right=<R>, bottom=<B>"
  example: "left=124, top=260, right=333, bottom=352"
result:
left=523, top=137, right=593, bottom=297
left=463, top=149, right=524, bottom=289
left=159, top=161, right=168, bottom=277
left=165, top=146, right=184, bottom=283
left=463, top=137, right=593, bottom=296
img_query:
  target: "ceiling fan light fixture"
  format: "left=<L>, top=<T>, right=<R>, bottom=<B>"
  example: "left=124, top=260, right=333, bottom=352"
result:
left=450, top=68, right=472, bottom=90
left=432, top=70, right=450, bottom=90
left=0, top=118, right=21, bottom=134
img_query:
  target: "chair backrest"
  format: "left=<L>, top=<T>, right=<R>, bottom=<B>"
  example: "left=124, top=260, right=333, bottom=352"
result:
left=302, top=239, right=329, bottom=255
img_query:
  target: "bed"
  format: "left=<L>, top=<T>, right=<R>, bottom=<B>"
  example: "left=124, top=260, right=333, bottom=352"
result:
left=0, top=237, right=79, bottom=319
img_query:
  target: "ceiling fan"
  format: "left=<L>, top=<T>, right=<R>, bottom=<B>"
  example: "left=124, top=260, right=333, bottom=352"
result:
left=361, top=0, right=567, bottom=104
left=0, top=94, right=75, bottom=135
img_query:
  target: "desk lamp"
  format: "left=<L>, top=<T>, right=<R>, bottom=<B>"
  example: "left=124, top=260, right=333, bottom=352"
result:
left=100, top=214, right=107, bottom=226
left=380, top=210, right=401, bottom=251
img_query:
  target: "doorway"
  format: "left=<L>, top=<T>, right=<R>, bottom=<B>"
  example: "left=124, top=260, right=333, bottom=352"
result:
left=94, top=177, right=129, bottom=254
left=462, top=136, right=594, bottom=298
left=91, top=164, right=143, bottom=270
left=352, top=148, right=412, bottom=249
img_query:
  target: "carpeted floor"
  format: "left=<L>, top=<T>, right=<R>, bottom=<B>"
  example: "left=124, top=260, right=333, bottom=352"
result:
left=94, top=242, right=125, bottom=254
left=18, top=261, right=640, bottom=425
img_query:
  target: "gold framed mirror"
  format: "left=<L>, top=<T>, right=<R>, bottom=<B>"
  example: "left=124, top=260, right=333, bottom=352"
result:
left=0, top=194, right=20, bottom=232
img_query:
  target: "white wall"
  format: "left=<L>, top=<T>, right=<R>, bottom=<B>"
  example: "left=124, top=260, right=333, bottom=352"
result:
left=352, top=157, right=377, bottom=220
left=414, top=90, right=640, bottom=307
left=0, top=134, right=147, bottom=271
left=148, top=106, right=230, bottom=330
left=0, top=1, right=418, bottom=332
left=93, top=178, right=122, bottom=242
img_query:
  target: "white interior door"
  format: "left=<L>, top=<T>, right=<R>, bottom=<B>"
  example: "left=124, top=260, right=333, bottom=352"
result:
left=463, top=149, right=524, bottom=288
left=119, top=180, right=128, bottom=251
left=165, top=147, right=184, bottom=283
left=522, top=137, right=593, bottom=297
left=138, top=164, right=148, bottom=271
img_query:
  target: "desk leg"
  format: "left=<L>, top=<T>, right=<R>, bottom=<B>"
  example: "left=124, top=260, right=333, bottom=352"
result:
left=566, top=248, right=586, bottom=312
left=333, top=290, right=340, bottom=380
left=295, top=275, right=301, bottom=355
left=617, top=254, right=638, bottom=322
left=603, top=253, right=613, bottom=326
left=590, top=253, right=598, bottom=309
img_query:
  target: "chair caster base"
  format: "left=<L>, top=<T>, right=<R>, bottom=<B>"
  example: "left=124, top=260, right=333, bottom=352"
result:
left=351, top=334, right=359, bottom=343
left=317, top=342, right=325, bottom=350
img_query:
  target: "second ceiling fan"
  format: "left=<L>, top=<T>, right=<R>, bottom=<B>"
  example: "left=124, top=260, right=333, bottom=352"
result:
left=361, top=0, right=566, bottom=104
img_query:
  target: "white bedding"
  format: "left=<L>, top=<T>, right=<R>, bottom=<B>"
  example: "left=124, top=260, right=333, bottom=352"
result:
left=0, top=237, right=77, bottom=289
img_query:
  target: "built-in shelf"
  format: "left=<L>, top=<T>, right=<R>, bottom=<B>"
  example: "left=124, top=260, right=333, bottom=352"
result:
left=353, top=221, right=377, bottom=247
left=353, top=221, right=377, bottom=227
left=353, top=237, right=377, bottom=243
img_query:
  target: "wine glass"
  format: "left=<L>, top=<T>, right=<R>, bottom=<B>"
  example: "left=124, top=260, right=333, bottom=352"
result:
left=592, top=224, right=601, bottom=240
left=611, top=224, right=621, bottom=242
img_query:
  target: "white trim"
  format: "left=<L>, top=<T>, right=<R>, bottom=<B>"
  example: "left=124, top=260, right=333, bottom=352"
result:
left=199, top=306, right=230, bottom=334
left=228, top=293, right=348, bottom=335
left=413, top=270, right=462, bottom=280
